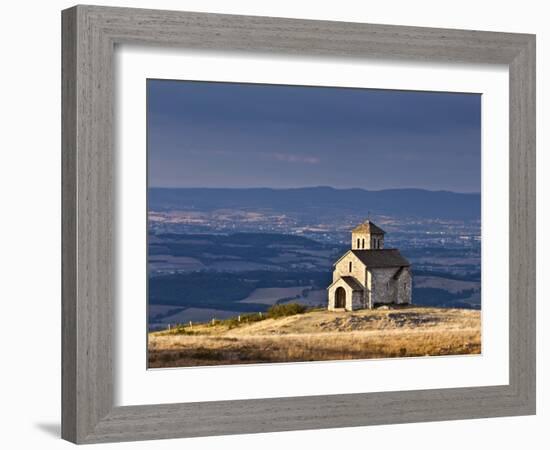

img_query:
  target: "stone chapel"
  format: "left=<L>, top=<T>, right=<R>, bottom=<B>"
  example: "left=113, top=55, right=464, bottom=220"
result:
left=327, top=220, right=412, bottom=310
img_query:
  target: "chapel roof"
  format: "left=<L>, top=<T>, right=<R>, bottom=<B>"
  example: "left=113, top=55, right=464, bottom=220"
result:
left=352, top=220, right=385, bottom=235
left=339, top=276, right=364, bottom=291
left=392, top=266, right=408, bottom=280
left=327, top=276, right=364, bottom=291
left=349, top=249, right=410, bottom=268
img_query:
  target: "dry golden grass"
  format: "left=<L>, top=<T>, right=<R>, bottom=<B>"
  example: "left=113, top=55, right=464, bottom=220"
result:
left=148, top=306, right=481, bottom=368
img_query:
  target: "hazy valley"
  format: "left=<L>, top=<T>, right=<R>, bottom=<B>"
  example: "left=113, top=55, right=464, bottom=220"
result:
left=148, top=187, right=481, bottom=331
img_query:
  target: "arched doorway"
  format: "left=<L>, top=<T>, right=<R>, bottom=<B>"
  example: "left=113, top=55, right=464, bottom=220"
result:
left=335, top=287, right=346, bottom=309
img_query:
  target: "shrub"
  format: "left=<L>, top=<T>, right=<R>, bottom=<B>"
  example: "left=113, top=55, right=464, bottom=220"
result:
left=160, top=324, right=201, bottom=335
left=267, top=303, right=307, bottom=319
left=218, top=312, right=267, bottom=328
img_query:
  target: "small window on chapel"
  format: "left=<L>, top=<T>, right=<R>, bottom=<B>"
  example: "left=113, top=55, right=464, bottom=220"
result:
left=362, top=238, right=365, bottom=249
left=349, top=261, right=352, bottom=272
left=357, top=238, right=360, bottom=248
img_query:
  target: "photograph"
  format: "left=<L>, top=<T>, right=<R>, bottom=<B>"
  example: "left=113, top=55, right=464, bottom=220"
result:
left=146, top=79, right=482, bottom=368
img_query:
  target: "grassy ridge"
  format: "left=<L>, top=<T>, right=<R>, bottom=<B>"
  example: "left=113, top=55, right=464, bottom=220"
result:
left=148, top=306, right=481, bottom=368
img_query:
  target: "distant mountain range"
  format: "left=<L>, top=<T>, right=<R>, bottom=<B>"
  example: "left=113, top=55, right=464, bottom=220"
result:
left=148, top=186, right=480, bottom=220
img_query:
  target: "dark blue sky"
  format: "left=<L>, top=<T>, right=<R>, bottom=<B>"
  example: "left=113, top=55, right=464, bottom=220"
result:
left=147, top=80, right=481, bottom=193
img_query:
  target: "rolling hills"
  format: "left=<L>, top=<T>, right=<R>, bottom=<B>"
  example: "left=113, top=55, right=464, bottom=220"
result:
left=149, top=186, right=480, bottom=220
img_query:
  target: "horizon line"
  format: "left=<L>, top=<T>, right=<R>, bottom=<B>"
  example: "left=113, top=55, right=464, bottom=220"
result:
left=148, top=185, right=481, bottom=195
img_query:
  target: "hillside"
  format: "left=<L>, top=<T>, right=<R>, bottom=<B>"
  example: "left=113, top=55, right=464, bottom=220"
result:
left=149, top=186, right=480, bottom=220
left=148, top=306, right=481, bottom=368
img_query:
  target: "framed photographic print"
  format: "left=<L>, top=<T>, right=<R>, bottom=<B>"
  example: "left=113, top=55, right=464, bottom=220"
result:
left=62, top=5, right=536, bottom=444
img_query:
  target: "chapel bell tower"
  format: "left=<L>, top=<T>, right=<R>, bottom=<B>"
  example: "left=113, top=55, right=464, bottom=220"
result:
left=351, top=220, right=385, bottom=250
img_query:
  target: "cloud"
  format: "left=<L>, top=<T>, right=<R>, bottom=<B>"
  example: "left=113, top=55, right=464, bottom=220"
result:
left=269, top=152, right=320, bottom=164
left=179, top=148, right=320, bottom=165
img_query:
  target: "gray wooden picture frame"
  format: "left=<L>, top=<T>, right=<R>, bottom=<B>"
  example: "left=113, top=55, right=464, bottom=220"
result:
left=61, top=5, right=536, bottom=444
